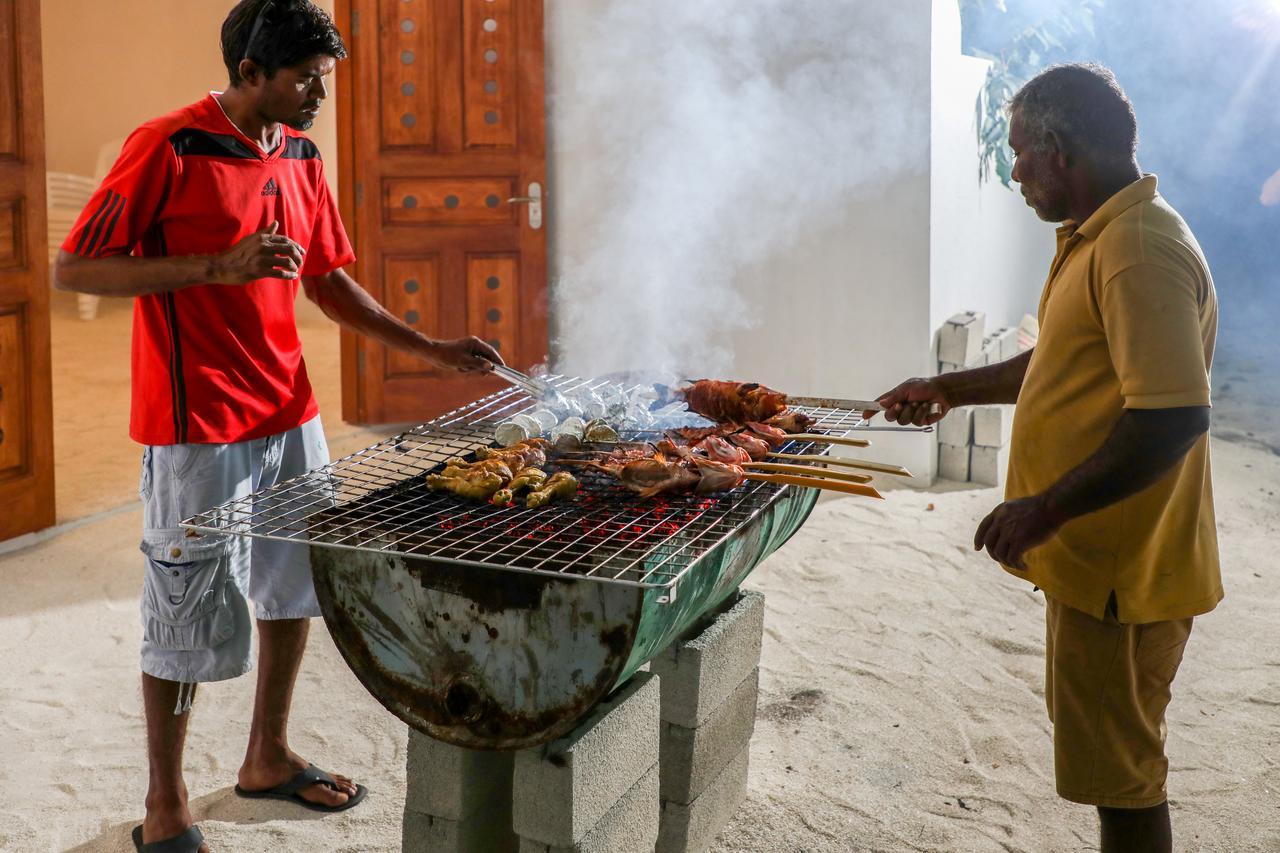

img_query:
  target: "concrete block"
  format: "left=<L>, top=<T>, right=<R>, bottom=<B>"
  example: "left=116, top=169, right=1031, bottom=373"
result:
left=973, top=405, right=1014, bottom=449
left=661, top=667, right=758, bottom=805
left=971, top=444, right=1011, bottom=487
left=403, top=809, right=518, bottom=853
left=650, top=590, right=764, bottom=729
left=517, top=763, right=659, bottom=853
left=996, top=326, right=1021, bottom=361
left=937, top=407, right=973, bottom=447
left=937, top=443, right=971, bottom=482
left=937, top=311, right=986, bottom=366
left=657, top=745, right=750, bottom=853
left=406, top=729, right=514, bottom=820
left=513, top=672, right=659, bottom=847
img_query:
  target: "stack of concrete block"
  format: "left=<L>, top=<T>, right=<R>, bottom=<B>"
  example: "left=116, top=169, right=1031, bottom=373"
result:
left=970, top=404, right=1014, bottom=487
left=935, top=312, right=1022, bottom=485
left=403, top=733, right=519, bottom=852
left=650, top=590, right=764, bottom=853
left=513, top=673, right=661, bottom=853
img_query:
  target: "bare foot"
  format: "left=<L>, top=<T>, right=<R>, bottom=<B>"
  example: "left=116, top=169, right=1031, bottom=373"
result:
left=237, top=749, right=359, bottom=808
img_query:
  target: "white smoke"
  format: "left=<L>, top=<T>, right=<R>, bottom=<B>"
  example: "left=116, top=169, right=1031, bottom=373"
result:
left=546, top=0, right=925, bottom=379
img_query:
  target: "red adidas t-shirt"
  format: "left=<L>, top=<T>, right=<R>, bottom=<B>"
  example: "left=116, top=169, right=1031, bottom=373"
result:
left=63, top=94, right=355, bottom=445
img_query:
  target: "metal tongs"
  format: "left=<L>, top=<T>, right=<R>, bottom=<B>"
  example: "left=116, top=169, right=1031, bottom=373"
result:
left=489, top=363, right=558, bottom=401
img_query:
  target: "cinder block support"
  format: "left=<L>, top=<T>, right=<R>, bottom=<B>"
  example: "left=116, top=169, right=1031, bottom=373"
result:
left=649, top=590, right=764, bottom=729
left=402, top=730, right=518, bottom=853
left=517, top=763, right=659, bottom=853
left=651, top=590, right=765, bottom=852
left=656, top=746, right=750, bottom=853
left=660, top=667, right=758, bottom=805
left=513, top=672, right=660, bottom=850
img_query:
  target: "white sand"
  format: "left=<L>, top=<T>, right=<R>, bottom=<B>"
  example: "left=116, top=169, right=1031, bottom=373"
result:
left=3, top=430, right=1276, bottom=852
left=7, top=302, right=1277, bottom=851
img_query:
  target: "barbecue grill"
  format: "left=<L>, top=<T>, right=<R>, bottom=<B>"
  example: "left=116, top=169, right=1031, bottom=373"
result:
left=182, top=377, right=876, bottom=749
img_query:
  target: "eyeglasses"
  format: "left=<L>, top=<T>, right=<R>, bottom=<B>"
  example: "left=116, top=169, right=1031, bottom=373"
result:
left=242, top=0, right=275, bottom=64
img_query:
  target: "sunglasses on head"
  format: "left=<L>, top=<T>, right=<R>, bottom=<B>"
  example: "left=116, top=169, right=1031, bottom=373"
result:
left=242, top=0, right=275, bottom=65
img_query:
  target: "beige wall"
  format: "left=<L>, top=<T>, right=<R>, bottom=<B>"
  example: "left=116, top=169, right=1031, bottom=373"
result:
left=40, top=0, right=338, bottom=185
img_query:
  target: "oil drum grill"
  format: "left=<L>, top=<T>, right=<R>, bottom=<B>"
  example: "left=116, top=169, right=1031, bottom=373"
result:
left=181, top=377, right=892, bottom=748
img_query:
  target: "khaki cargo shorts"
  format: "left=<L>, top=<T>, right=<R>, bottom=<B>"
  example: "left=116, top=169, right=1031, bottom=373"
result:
left=1044, top=594, right=1193, bottom=809
left=138, top=415, right=330, bottom=690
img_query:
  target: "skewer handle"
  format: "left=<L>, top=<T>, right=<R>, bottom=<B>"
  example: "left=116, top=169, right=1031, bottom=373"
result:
left=743, top=462, right=873, bottom=484
left=768, top=452, right=912, bottom=478
left=744, top=472, right=882, bottom=499
left=786, top=433, right=871, bottom=449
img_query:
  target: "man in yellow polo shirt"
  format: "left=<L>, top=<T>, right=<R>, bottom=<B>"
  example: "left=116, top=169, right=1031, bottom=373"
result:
left=870, top=63, right=1219, bottom=853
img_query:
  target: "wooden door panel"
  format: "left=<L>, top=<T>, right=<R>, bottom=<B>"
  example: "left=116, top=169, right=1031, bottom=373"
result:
left=383, top=176, right=517, bottom=226
left=0, top=0, right=54, bottom=541
left=339, top=0, right=545, bottom=424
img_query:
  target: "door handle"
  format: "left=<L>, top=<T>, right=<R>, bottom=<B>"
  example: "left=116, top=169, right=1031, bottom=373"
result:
left=506, top=182, right=543, bottom=230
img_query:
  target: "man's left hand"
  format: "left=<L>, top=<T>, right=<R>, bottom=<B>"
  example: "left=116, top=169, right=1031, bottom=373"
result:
left=973, top=496, right=1063, bottom=570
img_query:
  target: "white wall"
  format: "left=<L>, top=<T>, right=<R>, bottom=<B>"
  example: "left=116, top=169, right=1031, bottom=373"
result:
left=545, top=0, right=1051, bottom=483
left=41, top=0, right=339, bottom=189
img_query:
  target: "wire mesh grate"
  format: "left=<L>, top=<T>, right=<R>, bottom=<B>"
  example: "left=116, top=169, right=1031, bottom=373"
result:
left=181, top=377, right=875, bottom=592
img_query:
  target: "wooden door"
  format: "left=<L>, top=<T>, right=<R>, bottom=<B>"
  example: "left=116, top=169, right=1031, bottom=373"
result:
left=0, top=0, right=53, bottom=540
left=336, top=0, right=546, bottom=423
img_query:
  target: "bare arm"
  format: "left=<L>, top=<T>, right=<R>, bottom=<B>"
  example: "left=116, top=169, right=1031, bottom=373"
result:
left=870, top=348, right=1034, bottom=426
left=53, top=221, right=304, bottom=297
left=974, top=406, right=1210, bottom=568
left=301, top=267, right=503, bottom=372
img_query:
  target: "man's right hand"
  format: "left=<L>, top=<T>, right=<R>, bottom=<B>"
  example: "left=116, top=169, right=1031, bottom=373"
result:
left=866, top=377, right=952, bottom=426
left=210, top=221, right=306, bottom=284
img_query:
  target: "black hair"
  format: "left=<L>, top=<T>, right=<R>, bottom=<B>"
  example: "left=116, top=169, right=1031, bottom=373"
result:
left=221, top=0, right=347, bottom=87
left=1010, top=63, right=1139, bottom=164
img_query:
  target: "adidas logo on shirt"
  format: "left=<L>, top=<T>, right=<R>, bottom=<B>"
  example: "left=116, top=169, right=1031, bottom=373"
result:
left=261, top=177, right=279, bottom=197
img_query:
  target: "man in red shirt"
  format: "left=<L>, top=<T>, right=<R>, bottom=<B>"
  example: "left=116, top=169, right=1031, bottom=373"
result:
left=54, top=3, right=500, bottom=850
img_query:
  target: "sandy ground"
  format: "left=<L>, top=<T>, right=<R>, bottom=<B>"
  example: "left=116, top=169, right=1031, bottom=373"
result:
left=4, top=298, right=1276, bottom=851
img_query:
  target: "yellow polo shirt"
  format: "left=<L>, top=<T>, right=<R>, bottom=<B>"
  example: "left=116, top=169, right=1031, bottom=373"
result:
left=1005, top=175, right=1221, bottom=623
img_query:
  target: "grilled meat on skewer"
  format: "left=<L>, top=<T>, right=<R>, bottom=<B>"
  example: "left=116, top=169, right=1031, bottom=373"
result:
left=766, top=410, right=814, bottom=433
left=678, top=380, right=788, bottom=424
left=696, top=435, right=751, bottom=465
left=727, top=431, right=771, bottom=461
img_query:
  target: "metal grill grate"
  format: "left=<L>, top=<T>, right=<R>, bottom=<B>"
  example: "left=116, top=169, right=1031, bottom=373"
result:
left=181, top=377, right=877, bottom=595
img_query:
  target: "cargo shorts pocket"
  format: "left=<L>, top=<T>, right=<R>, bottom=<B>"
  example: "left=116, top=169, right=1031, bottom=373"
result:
left=140, top=529, right=235, bottom=651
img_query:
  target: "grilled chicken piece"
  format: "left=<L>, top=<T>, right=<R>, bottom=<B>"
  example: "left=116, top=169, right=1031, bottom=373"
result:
left=508, top=468, right=548, bottom=493
left=727, top=431, right=771, bottom=461
left=695, top=435, right=750, bottom=465
left=766, top=411, right=814, bottom=434
left=527, top=471, right=579, bottom=508
left=679, top=380, right=788, bottom=424
left=475, top=439, right=549, bottom=471
left=490, top=488, right=516, bottom=507
left=443, top=459, right=514, bottom=482
left=426, top=470, right=504, bottom=501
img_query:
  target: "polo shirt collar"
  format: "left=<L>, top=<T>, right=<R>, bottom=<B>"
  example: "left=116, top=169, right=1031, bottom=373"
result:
left=1075, top=174, right=1158, bottom=240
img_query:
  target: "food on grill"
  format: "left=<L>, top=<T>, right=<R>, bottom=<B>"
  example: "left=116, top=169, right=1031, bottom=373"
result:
left=678, top=380, right=787, bottom=424
left=475, top=439, right=550, bottom=471
left=675, top=379, right=818, bottom=433
left=573, top=451, right=746, bottom=499
left=490, top=488, right=516, bottom=507
left=696, top=435, right=751, bottom=465
left=550, top=416, right=587, bottom=441
left=727, top=431, right=771, bottom=461
left=509, top=467, right=548, bottom=492
left=766, top=410, right=815, bottom=433
left=583, top=418, right=620, bottom=443
left=527, top=471, right=580, bottom=508
left=427, top=470, right=505, bottom=501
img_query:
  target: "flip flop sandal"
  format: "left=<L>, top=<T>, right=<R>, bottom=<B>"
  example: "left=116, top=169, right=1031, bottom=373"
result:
left=234, top=763, right=368, bottom=812
left=131, top=824, right=205, bottom=853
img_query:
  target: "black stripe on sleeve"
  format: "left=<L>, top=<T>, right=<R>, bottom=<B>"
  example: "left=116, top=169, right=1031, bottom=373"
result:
left=281, top=137, right=320, bottom=160
left=87, top=193, right=126, bottom=257
left=73, top=191, right=115, bottom=256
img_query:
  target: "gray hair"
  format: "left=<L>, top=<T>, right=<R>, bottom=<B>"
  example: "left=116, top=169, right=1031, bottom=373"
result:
left=1009, top=63, right=1138, bottom=163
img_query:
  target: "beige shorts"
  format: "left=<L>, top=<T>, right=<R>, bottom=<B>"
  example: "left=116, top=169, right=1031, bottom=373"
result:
left=1044, top=594, right=1193, bottom=809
